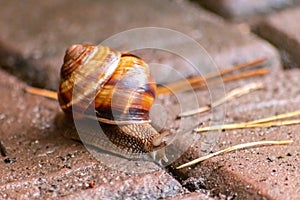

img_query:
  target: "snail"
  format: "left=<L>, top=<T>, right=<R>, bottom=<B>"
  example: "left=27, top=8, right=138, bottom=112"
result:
left=27, top=50, right=290, bottom=170
left=57, top=44, right=170, bottom=162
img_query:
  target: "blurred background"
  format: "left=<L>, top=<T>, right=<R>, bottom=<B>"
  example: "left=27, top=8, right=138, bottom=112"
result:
left=1, top=0, right=300, bottom=90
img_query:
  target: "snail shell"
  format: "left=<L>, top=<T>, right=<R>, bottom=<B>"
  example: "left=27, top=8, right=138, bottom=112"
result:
left=58, top=44, right=169, bottom=162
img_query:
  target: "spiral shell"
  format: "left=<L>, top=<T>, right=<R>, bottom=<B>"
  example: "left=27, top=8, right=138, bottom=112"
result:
left=58, top=44, right=168, bottom=162
left=58, top=44, right=156, bottom=124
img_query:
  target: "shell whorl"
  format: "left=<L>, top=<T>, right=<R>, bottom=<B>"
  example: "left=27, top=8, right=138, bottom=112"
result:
left=58, top=44, right=156, bottom=123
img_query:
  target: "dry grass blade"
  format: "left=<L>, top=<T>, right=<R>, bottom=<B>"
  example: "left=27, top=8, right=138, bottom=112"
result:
left=179, top=82, right=265, bottom=117
left=176, top=140, right=293, bottom=169
left=25, top=86, right=58, bottom=100
left=195, top=109, right=300, bottom=132
left=156, top=78, right=205, bottom=94
left=203, top=57, right=268, bottom=79
left=157, top=57, right=268, bottom=94
left=157, top=67, right=269, bottom=94
left=246, top=109, right=300, bottom=125
left=217, top=68, right=268, bottom=86
left=195, top=119, right=300, bottom=132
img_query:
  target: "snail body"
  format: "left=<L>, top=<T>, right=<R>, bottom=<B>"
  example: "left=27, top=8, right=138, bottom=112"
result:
left=58, top=44, right=169, bottom=162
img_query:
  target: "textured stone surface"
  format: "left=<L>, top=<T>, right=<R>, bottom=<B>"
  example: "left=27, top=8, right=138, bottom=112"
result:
left=166, top=191, right=216, bottom=200
left=196, top=0, right=300, bottom=19
left=170, top=69, right=300, bottom=199
left=0, top=0, right=279, bottom=90
left=0, top=70, right=183, bottom=199
left=254, top=7, right=300, bottom=68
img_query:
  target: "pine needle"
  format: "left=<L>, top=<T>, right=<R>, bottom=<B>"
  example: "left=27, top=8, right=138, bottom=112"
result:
left=176, top=140, right=293, bottom=169
left=179, top=82, right=265, bottom=117
left=246, top=109, right=300, bottom=125
left=203, top=57, right=268, bottom=80
left=25, top=86, right=58, bottom=100
left=157, top=57, right=268, bottom=94
left=195, top=112, right=300, bottom=132
left=157, top=68, right=268, bottom=94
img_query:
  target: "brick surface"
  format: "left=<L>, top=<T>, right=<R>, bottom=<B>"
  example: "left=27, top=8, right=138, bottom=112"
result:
left=0, top=70, right=183, bottom=199
left=0, top=0, right=279, bottom=90
left=197, top=0, right=300, bottom=19
left=170, top=69, right=300, bottom=199
left=165, top=191, right=216, bottom=200
left=254, top=7, right=300, bottom=68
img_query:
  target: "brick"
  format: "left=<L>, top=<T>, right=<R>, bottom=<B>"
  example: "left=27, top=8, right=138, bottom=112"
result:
left=166, top=191, right=216, bottom=200
left=170, top=69, right=300, bottom=199
left=0, top=0, right=280, bottom=90
left=0, top=70, right=183, bottom=199
left=196, top=0, right=300, bottom=19
left=254, top=7, right=300, bottom=68
left=60, top=171, right=183, bottom=200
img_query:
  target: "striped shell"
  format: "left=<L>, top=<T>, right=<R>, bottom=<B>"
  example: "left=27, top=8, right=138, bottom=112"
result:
left=58, top=44, right=156, bottom=124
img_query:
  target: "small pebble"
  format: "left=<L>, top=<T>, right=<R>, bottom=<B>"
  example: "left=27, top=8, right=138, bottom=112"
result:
left=267, top=156, right=276, bottom=162
left=277, top=155, right=284, bottom=159
left=4, top=157, right=16, bottom=164
left=38, top=178, right=46, bottom=183
left=51, top=184, right=58, bottom=189
left=89, top=180, right=95, bottom=188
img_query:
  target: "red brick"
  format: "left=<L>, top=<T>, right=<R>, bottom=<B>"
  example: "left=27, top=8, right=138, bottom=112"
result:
left=254, top=7, right=300, bottom=68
